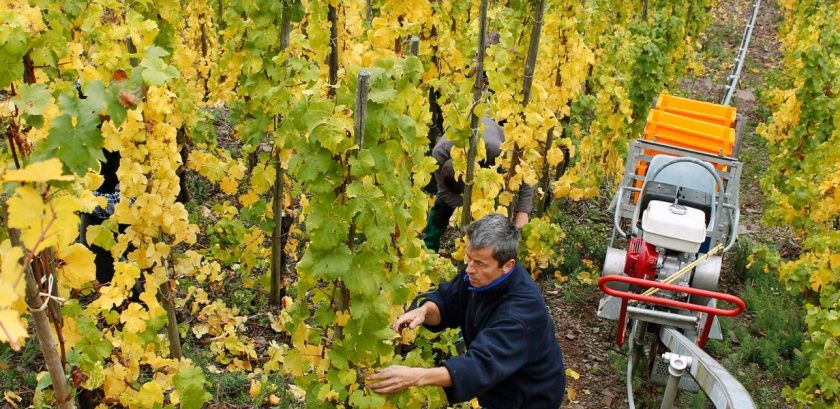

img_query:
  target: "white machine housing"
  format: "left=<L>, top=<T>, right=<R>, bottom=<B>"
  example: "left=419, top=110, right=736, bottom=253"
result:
left=641, top=200, right=706, bottom=253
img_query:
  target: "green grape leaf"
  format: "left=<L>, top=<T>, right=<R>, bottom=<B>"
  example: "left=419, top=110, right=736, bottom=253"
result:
left=12, top=83, right=51, bottom=115
left=42, top=113, right=104, bottom=175
left=139, top=46, right=180, bottom=85
left=74, top=315, right=112, bottom=362
left=348, top=390, right=387, bottom=409
left=311, top=245, right=353, bottom=279
left=368, top=87, right=397, bottom=104
left=0, top=27, right=27, bottom=88
left=173, top=365, right=212, bottom=409
left=81, top=80, right=108, bottom=114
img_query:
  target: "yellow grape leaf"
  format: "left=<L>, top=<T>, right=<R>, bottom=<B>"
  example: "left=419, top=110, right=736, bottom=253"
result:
left=55, top=243, right=96, bottom=289
left=82, top=171, right=105, bottom=191
left=268, top=394, right=281, bottom=405
left=566, top=386, right=577, bottom=402
left=335, top=311, right=350, bottom=327
left=316, top=384, right=339, bottom=402
left=809, top=262, right=837, bottom=292
left=239, top=190, right=259, bottom=207
left=566, top=368, right=580, bottom=380
left=103, top=364, right=130, bottom=397
left=134, top=380, right=164, bottom=409
left=92, top=285, right=127, bottom=311
left=1, top=158, right=74, bottom=182
left=219, top=177, right=238, bottom=195
left=287, top=384, right=306, bottom=401
left=0, top=241, right=25, bottom=311
left=399, top=327, right=418, bottom=344
left=61, top=315, right=82, bottom=350
left=8, top=187, right=81, bottom=252
left=113, top=262, right=141, bottom=291
left=0, top=310, right=28, bottom=350
left=120, top=303, right=150, bottom=334
left=249, top=379, right=262, bottom=397
left=6, top=186, right=46, bottom=249
left=4, top=390, right=22, bottom=407
left=192, top=323, right=210, bottom=338
left=547, top=146, right=565, bottom=167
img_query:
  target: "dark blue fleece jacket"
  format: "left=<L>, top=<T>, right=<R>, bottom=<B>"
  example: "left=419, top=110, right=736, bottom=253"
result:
left=425, top=263, right=566, bottom=409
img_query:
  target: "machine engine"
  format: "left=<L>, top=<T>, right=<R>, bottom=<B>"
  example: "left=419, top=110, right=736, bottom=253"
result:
left=624, top=237, right=658, bottom=281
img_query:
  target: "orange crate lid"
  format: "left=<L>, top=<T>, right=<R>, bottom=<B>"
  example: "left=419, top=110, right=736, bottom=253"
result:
left=656, top=94, right=737, bottom=128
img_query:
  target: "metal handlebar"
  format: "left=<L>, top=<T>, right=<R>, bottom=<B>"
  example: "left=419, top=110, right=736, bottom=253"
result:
left=598, top=275, right=746, bottom=348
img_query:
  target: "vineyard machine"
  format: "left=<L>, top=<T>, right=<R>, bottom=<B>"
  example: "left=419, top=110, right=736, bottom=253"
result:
left=596, top=1, right=763, bottom=406
left=597, top=92, right=756, bottom=409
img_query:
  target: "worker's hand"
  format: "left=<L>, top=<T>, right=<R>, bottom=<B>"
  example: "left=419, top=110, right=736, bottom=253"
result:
left=368, top=365, right=422, bottom=394
left=514, top=211, right=529, bottom=229
left=393, top=305, right=427, bottom=333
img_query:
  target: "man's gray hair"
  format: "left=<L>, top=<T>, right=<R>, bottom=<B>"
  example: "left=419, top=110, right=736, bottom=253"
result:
left=465, top=213, right=520, bottom=266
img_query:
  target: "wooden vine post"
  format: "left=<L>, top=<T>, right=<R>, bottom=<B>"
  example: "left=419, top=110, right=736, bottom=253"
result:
left=460, top=0, right=489, bottom=229
left=505, top=0, right=545, bottom=219
left=7, top=226, right=74, bottom=408
left=270, top=1, right=294, bottom=307
left=335, top=69, right=371, bottom=340
left=327, top=4, right=339, bottom=97
left=161, top=255, right=183, bottom=359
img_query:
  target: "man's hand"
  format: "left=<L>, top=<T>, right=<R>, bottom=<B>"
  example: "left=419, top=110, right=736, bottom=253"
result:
left=393, top=305, right=427, bottom=333
left=368, top=366, right=452, bottom=394
left=393, top=301, right=441, bottom=333
left=514, top=211, right=529, bottom=229
left=368, top=365, right=422, bottom=394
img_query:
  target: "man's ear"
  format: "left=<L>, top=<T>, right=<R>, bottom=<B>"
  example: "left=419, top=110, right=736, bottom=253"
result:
left=502, top=259, right=516, bottom=272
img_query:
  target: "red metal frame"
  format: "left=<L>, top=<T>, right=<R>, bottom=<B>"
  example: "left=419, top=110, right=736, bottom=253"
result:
left=599, top=275, right=746, bottom=349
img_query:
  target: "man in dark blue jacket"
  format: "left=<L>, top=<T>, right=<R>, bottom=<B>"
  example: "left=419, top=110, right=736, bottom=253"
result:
left=370, top=214, right=566, bottom=408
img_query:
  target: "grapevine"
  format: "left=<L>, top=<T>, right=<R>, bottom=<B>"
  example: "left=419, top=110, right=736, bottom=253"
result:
left=756, top=0, right=840, bottom=405
left=0, top=1, right=725, bottom=407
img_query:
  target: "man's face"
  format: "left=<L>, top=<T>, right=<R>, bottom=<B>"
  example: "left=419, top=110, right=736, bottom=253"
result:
left=464, top=246, right=515, bottom=288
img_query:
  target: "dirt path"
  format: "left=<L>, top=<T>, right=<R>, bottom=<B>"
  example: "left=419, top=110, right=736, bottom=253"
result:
left=545, top=1, right=785, bottom=407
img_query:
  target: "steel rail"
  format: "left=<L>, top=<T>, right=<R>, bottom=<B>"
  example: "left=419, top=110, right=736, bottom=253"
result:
left=722, top=0, right=763, bottom=106
left=660, top=328, right=757, bottom=409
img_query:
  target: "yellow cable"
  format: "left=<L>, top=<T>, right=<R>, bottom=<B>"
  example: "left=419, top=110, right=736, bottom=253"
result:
left=639, top=243, right=724, bottom=298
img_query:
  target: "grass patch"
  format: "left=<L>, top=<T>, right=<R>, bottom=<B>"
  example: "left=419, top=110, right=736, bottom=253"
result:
left=549, top=199, right=610, bottom=279
left=0, top=340, right=40, bottom=403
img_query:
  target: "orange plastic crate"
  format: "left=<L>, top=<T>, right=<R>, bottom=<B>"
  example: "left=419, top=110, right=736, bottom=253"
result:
left=643, top=109, right=736, bottom=157
left=655, top=94, right=737, bottom=128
